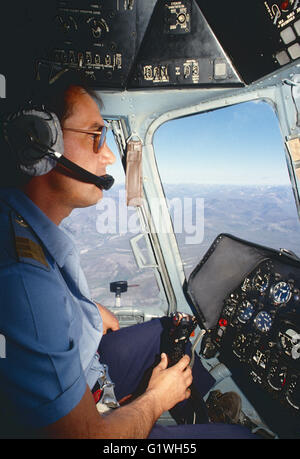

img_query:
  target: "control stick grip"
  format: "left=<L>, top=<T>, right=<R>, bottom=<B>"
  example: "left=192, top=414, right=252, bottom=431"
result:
left=167, top=312, right=197, bottom=366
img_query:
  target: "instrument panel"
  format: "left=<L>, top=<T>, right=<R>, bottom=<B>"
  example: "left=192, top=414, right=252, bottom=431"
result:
left=198, top=0, right=300, bottom=84
left=201, top=258, right=300, bottom=437
left=2, top=0, right=300, bottom=93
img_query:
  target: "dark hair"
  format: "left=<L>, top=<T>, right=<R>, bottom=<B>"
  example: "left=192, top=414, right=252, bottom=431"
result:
left=31, top=69, right=104, bottom=123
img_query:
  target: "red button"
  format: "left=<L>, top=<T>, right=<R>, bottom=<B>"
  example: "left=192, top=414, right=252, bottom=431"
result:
left=281, top=1, right=289, bottom=11
left=219, top=318, right=228, bottom=327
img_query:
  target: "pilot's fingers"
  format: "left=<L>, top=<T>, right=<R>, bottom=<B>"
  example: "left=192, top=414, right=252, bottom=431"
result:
left=156, top=353, right=168, bottom=371
left=185, top=371, right=193, bottom=387
left=174, top=354, right=191, bottom=370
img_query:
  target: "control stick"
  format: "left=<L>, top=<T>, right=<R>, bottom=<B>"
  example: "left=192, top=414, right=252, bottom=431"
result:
left=167, top=312, right=197, bottom=366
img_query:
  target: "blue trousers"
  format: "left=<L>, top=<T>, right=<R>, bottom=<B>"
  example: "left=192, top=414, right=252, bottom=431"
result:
left=99, top=318, right=258, bottom=439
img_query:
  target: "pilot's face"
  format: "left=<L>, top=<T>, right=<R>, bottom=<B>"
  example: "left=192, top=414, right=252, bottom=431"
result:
left=58, top=85, right=115, bottom=207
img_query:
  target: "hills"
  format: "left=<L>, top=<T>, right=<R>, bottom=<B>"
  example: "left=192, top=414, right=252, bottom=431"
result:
left=61, top=184, right=300, bottom=309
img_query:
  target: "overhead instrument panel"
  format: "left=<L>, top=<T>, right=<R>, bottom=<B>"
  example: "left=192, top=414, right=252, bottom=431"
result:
left=33, top=0, right=243, bottom=89
left=37, top=0, right=142, bottom=89
left=127, top=0, right=242, bottom=88
left=1, top=0, right=299, bottom=92
left=196, top=0, right=300, bottom=84
left=4, top=0, right=243, bottom=90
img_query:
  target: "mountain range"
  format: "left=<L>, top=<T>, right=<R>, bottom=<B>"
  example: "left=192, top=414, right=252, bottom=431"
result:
left=61, top=184, right=300, bottom=309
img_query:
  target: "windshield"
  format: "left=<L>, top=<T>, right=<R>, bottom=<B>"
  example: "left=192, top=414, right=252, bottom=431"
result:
left=153, top=100, right=300, bottom=279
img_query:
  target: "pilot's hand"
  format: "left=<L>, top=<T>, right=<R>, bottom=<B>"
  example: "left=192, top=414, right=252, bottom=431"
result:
left=95, top=302, right=120, bottom=334
left=146, top=353, right=192, bottom=414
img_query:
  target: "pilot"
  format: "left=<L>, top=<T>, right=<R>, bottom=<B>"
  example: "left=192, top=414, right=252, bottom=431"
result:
left=0, top=71, right=258, bottom=439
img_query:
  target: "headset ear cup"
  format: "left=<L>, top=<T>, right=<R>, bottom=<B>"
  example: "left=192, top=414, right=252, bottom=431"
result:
left=3, top=109, right=64, bottom=176
left=5, top=113, right=53, bottom=163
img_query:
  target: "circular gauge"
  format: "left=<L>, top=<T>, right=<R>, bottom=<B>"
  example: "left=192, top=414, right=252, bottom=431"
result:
left=254, top=311, right=272, bottom=333
left=252, top=272, right=270, bottom=293
left=271, top=281, right=292, bottom=305
left=268, top=364, right=288, bottom=391
left=223, top=300, right=236, bottom=318
left=286, top=375, right=300, bottom=410
left=279, top=328, right=300, bottom=356
left=232, top=333, right=251, bottom=360
left=237, top=300, right=254, bottom=323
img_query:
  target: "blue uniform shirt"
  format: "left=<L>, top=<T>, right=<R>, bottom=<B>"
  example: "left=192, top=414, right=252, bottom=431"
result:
left=0, top=188, right=104, bottom=432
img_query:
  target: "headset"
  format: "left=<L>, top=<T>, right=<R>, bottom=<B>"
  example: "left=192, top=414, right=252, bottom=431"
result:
left=2, top=106, right=114, bottom=190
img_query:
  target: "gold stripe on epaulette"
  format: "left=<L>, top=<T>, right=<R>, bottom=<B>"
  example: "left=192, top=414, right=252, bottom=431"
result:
left=15, top=215, right=29, bottom=228
left=15, top=236, right=49, bottom=268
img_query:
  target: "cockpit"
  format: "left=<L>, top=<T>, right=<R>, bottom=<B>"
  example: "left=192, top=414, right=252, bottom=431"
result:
left=1, top=0, right=300, bottom=439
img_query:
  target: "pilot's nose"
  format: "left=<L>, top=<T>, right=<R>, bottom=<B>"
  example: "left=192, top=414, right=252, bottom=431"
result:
left=100, top=140, right=116, bottom=165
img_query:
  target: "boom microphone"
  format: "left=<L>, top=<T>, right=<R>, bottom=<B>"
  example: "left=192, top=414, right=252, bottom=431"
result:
left=34, top=142, right=114, bottom=191
left=51, top=151, right=115, bottom=190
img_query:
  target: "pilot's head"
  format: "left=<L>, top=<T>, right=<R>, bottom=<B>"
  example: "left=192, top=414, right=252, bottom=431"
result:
left=1, top=70, right=116, bottom=217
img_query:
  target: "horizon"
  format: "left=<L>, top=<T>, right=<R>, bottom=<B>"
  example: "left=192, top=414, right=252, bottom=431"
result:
left=103, top=181, right=294, bottom=189
left=106, top=100, right=291, bottom=187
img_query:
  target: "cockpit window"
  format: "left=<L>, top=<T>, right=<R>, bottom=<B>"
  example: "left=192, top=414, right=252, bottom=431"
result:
left=153, top=101, right=300, bottom=279
left=61, top=130, right=162, bottom=312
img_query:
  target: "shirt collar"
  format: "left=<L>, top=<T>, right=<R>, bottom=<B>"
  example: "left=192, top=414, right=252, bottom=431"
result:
left=0, top=188, right=74, bottom=267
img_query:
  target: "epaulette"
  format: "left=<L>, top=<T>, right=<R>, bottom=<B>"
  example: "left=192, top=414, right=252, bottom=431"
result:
left=10, top=211, right=50, bottom=271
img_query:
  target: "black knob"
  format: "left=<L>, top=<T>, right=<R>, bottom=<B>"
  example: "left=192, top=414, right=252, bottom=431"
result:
left=110, top=281, right=128, bottom=294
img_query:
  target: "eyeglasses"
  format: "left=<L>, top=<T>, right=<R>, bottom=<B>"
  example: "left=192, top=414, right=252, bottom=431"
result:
left=63, top=125, right=108, bottom=153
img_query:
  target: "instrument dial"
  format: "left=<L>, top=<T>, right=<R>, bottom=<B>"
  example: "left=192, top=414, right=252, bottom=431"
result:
left=279, top=328, right=300, bottom=357
left=222, top=299, right=236, bottom=318
left=286, top=375, right=300, bottom=410
left=254, top=311, right=272, bottom=333
left=271, top=281, right=292, bottom=305
left=268, top=364, right=288, bottom=391
left=86, top=17, right=109, bottom=39
left=252, top=271, right=270, bottom=293
left=237, top=300, right=254, bottom=323
left=232, top=333, right=251, bottom=360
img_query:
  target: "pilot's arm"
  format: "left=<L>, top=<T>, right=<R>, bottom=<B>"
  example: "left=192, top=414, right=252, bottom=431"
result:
left=0, top=260, right=191, bottom=438
left=94, top=301, right=120, bottom=334
left=42, top=353, right=192, bottom=439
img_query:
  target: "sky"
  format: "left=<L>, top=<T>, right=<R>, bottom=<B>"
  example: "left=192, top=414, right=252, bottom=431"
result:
left=106, top=100, right=292, bottom=186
